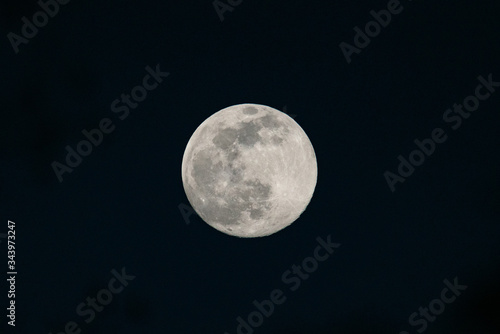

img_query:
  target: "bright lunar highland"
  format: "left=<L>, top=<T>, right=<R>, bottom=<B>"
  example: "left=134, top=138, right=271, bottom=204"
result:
left=181, top=104, right=318, bottom=237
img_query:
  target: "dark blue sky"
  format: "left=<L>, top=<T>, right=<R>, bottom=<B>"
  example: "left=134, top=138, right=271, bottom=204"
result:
left=1, top=0, right=499, bottom=333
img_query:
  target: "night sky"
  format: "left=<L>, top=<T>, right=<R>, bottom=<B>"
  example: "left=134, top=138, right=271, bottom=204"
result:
left=1, top=0, right=500, bottom=333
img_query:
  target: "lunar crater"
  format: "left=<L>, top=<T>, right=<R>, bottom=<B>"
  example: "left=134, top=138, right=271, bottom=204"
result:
left=242, top=106, right=258, bottom=115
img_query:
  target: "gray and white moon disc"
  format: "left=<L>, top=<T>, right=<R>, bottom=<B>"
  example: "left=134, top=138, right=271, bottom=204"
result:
left=181, top=103, right=318, bottom=238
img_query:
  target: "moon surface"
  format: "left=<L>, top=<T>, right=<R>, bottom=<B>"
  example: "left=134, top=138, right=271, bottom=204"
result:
left=181, top=103, right=317, bottom=238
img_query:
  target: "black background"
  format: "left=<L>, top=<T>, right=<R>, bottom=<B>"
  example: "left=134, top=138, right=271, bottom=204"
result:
left=1, top=0, right=499, bottom=333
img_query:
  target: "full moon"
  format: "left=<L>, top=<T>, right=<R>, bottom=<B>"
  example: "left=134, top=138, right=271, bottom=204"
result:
left=181, top=103, right=318, bottom=237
